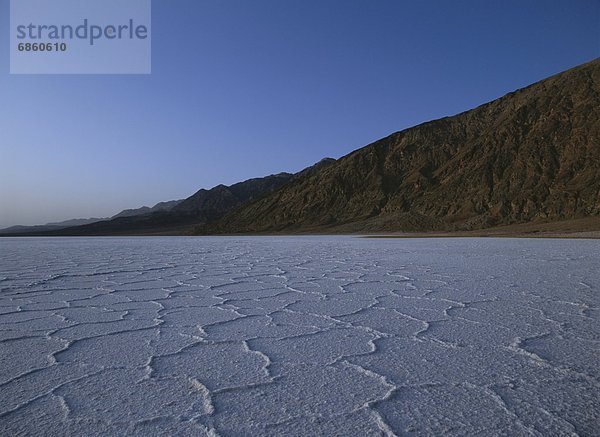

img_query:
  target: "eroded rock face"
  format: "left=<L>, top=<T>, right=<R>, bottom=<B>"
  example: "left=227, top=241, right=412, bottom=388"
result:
left=203, top=59, right=600, bottom=233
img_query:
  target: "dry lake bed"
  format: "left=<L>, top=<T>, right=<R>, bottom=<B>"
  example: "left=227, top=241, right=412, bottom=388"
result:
left=0, top=237, right=598, bottom=436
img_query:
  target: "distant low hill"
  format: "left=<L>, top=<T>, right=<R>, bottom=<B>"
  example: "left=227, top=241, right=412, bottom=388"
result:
left=0, top=217, right=106, bottom=235
left=0, top=200, right=183, bottom=235
left=197, top=58, right=600, bottom=234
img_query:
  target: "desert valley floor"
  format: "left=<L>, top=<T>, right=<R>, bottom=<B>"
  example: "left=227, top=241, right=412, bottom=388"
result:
left=0, top=237, right=598, bottom=436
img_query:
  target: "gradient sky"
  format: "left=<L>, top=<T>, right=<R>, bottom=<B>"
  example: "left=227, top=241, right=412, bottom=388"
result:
left=0, top=0, right=598, bottom=228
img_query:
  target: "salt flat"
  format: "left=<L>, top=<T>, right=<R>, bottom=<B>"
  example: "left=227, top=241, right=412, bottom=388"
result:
left=0, top=237, right=598, bottom=436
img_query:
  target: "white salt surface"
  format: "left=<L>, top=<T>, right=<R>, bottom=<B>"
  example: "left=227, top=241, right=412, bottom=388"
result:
left=0, top=236, right=598, bottom=436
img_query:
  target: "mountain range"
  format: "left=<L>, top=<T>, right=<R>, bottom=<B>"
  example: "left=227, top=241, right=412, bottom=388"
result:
left=0, top=200, right=184, bottom=235
left=2, top=58, right=599, bottom=237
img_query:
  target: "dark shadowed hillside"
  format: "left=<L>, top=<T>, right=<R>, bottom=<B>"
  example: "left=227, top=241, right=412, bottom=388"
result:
left=111, top=200, right=184, bottom=219
left=2, top=167, right=335, bottom=236
left=172, top=173, right=294, bottom=216
left=36, top=173, right=297, bottom=236
left=198, top=59, right=600, bottom=234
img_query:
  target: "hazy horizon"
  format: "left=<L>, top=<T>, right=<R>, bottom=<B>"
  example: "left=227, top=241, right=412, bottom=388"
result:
left=1, top=0, right=598, bottom=228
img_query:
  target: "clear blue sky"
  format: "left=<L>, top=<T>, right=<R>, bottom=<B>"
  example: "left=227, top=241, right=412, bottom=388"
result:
left=0, top=0, right=598, bottom=227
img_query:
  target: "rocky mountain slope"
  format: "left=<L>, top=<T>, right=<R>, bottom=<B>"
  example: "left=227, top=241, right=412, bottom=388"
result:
left=198, top=58, right=600, bottom=234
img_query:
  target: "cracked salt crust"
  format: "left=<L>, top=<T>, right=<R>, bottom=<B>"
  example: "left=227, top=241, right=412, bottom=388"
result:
left=0, top=236, right=598, bottom=436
